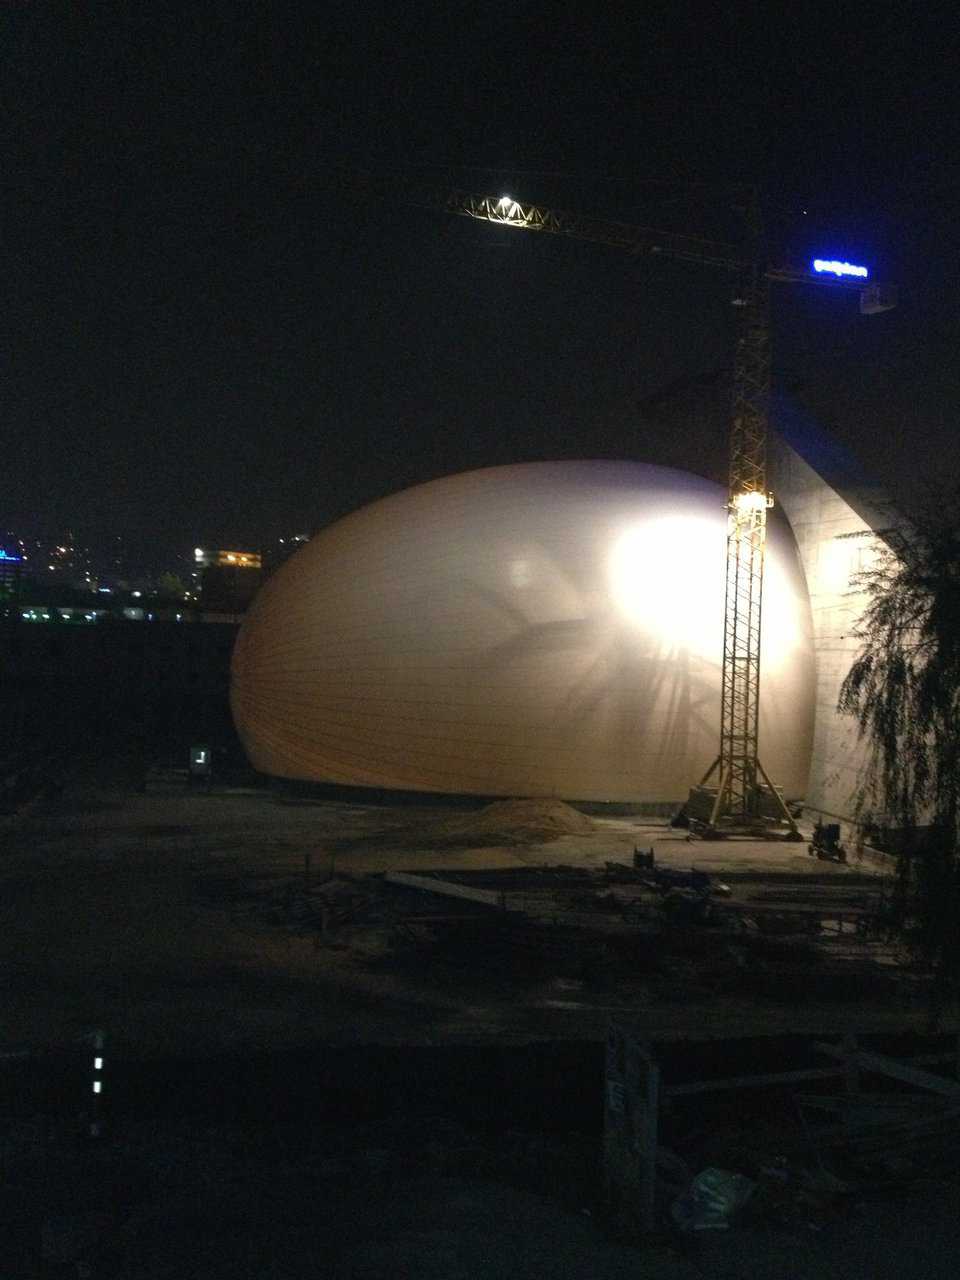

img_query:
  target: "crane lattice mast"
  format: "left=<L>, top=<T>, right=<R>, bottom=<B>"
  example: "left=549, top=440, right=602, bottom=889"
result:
left=703, top=264, right=779, bottom=830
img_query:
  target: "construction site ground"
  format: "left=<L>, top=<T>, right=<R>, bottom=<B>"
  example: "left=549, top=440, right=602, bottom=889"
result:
left=5, top=758, right=960, bottom=1277
left=0, top=758, right=943, bottom=1059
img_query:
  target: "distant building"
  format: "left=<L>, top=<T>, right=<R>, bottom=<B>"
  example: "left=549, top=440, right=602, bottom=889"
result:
left=0, top=547, right=24, bottom=606
left=193, top=547, right=262, bottom=570
left=260, top=535, right=309, bottom=578
left=194, top=547, right=263, bottom=617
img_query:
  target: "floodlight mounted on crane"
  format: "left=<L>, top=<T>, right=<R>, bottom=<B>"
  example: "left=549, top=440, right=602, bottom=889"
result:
left=350, top=174, right=895, bottom=836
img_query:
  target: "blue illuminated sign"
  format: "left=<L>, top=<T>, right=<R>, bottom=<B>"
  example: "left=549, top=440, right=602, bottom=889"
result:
left=813, top=258, right=869, bottom=279
left=0, top=549, right=23, bottom=562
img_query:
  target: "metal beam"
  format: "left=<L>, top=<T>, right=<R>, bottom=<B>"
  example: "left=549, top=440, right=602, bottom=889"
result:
left=384, top=870, right=506, bottom=909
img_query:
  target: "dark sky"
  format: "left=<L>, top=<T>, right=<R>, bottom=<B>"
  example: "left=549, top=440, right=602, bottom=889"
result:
left=6, top=4, right=959, bottom=566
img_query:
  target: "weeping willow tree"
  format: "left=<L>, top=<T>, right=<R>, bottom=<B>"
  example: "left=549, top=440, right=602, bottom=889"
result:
left=839, top=497, right=960, bottom=1012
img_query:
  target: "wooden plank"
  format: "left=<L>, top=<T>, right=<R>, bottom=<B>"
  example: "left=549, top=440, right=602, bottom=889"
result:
left=915, top=1051, right=960, bottom=1067
left=811, top=1108, right=960, bottom=1149
left=814, top=1041, right=960, bottom=1099
left=730, top=901, right=873, bottom=917
left=665, top=1065, right=845, bottom=1097
left=401, top=913, right=497, bottom=923
left=665, top=1051, right=960, bottom=1100
left=604, top=1026, right=659, bottom=1234
left=385, top=870, right=505, bottom=909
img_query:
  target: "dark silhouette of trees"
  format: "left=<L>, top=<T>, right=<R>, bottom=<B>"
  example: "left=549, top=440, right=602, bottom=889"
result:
left=839, top=495, right=960, bottom=1015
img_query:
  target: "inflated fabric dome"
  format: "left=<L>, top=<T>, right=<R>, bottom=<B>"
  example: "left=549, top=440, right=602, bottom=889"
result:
left=231, top=461, right=815, bottom=803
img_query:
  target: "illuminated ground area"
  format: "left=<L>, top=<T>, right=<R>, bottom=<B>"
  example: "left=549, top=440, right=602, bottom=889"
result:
left=0, top=761, right=941, bottom=1061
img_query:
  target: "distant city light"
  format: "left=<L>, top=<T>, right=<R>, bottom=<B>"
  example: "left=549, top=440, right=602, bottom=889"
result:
left=131, top=590, right=142, bottom=598
left=812, top=258, right=869, bottom=279
left=0, top=549, right=22, bottom=562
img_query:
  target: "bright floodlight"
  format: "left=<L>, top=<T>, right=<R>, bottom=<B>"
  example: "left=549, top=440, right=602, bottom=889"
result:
left=609, top=516, right=724, bottom=659
left=733, top=490, right=770, bottom=513
left=498, top=195, right=513, bottom=210
left=812, top=258, right=869, bottom=279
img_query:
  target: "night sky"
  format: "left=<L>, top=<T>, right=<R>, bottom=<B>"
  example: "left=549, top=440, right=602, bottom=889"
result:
left=6, top=5, right=959, bottom=568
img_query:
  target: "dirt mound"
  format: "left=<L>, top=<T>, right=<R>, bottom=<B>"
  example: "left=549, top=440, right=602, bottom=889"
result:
left=418, top=798, right=596, bottom=847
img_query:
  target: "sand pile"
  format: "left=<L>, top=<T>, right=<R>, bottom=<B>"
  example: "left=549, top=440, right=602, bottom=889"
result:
left=416, top=798, right=596, bottom=848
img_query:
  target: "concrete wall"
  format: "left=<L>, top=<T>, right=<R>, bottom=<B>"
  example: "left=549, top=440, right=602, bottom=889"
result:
left=637, top=378, right=906, bottom=834
left=769, top=434, right=899, bottom=834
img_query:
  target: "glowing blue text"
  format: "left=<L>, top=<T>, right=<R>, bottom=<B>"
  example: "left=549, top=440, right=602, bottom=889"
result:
left=813, top=258, right=869, bottom=279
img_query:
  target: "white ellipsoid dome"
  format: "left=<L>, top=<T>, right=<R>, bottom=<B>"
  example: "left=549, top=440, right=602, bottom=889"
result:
left=231, top=462, right=815, bottom=803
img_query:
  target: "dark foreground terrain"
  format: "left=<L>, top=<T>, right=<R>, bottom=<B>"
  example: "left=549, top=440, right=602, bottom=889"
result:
left=3, top=759, right=959, bottom=1276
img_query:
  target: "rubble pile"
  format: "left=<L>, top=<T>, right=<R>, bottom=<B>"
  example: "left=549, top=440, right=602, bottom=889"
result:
left=403, top=798, right=597, bottom=848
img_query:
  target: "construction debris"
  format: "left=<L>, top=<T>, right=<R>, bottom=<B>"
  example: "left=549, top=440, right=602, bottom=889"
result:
left=608, top=1028, right=960, bottom=1240
left=808, top=821, right=848, bottom=863
left=223, top=851, right=914, bottom=1012
left=384, top=870, right=506, bottom=909
left=671, top=1166, right=756, bottom=1231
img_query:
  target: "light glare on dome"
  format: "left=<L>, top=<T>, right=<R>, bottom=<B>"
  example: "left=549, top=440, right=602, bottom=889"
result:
left=609, top=517, right=724, bottom=657
left=609, top=514, right=800, bottom=669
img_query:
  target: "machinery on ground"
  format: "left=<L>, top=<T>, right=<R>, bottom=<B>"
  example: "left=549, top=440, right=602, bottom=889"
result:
left=808, top=820, right=848, bottom=863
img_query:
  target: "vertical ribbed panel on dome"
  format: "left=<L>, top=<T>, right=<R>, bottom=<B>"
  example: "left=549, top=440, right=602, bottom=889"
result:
left=231, top=461, right=815, bottom=803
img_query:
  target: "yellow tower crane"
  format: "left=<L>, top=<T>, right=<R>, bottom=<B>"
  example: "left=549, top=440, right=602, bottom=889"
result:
left=356, top=178, right=895, bottom=835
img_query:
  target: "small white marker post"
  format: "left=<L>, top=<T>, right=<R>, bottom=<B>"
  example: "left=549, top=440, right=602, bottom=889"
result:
left=89, top=1030, right=105, bottom=1139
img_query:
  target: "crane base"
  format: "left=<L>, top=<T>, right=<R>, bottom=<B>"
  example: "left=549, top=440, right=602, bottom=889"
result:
left=686, top=818, right=804, bottom=842
left=684, top=783, right=802, bottom=842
